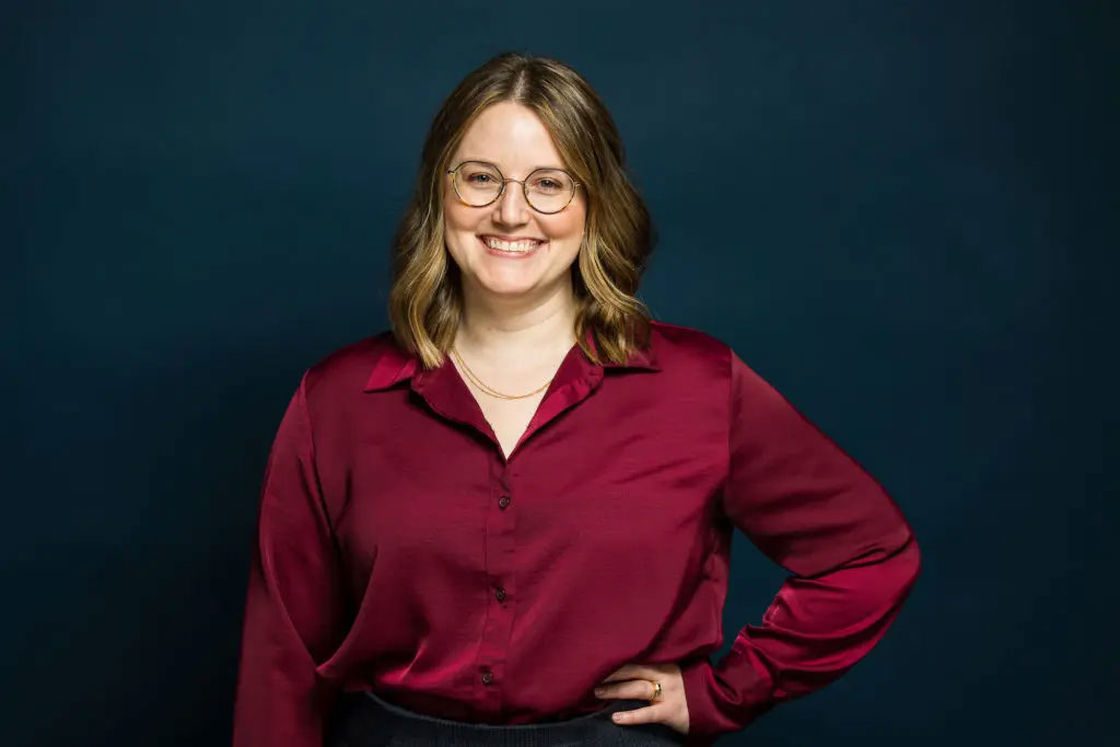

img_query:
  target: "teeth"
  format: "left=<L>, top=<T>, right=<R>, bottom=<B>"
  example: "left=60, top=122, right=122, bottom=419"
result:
left=484, top=237, right=542, bottom=253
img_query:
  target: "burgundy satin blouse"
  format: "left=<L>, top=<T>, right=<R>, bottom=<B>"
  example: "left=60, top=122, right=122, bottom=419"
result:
left=231, top=320, right=920, bottom=745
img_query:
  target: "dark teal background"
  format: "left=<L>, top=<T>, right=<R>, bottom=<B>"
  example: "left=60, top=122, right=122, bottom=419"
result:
left=8, top=2, right=1117, bottom=745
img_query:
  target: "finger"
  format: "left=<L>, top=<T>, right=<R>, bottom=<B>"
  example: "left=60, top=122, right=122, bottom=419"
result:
left=609, top=676, right=658, bottom=703
left=596, top=678, right=661, bottom=701
left=610, top=703, right=666, bottom=726
left=600, top=663, right=663, bottom=684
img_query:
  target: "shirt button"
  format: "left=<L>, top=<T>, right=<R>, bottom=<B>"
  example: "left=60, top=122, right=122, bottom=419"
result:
left=498, top=495, right=511, bottom=509
left=481, top=670, right=494, bottom=685
left=495, top=586, right=507, bottom=602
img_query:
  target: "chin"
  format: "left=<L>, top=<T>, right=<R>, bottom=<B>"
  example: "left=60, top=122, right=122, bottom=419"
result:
left=477, top=277, right=541, bottom=297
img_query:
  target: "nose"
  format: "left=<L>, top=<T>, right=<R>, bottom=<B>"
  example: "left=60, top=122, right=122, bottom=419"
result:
left=493, top=179, right=530, bottom=226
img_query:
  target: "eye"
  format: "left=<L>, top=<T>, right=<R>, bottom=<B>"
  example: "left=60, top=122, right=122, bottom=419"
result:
left=465, top=172, right=495, bottom=185
left=530, top=174, right=567, bottom=194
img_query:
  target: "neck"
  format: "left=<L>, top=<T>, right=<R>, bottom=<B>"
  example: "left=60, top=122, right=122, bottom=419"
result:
left=454, top=279, right=579, bottom=366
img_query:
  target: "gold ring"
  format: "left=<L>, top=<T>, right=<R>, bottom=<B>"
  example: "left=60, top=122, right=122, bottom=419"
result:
left=648, top=680, right=662, bottom=701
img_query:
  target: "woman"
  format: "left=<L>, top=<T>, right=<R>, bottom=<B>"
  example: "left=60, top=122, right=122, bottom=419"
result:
left=231, top=52, right=921, bottom=746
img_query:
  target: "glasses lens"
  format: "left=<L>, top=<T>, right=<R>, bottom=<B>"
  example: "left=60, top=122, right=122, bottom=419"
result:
left=455, top=162, right=503, bottom=206
left=525, top=169, right=575, bottom=213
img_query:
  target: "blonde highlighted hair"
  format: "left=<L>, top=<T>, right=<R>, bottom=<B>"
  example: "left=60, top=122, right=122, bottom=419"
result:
left=387, top=51, right=655, bottom=369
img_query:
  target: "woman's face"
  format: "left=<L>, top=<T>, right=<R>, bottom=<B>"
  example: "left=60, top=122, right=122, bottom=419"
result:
left=443, top=101, right=586, bottom=303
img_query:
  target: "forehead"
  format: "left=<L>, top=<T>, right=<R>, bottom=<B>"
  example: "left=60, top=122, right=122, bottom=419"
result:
left=455, top=101, right=567, bottom=172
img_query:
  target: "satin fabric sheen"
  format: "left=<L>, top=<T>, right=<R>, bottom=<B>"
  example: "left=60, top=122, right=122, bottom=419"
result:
left=231, top=320, right=921, bottom=746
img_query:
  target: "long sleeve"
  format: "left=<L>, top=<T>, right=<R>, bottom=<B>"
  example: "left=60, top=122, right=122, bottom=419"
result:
left=232, top=371, right=346, bottom=747
left=681, top=349, right=921, bottom=742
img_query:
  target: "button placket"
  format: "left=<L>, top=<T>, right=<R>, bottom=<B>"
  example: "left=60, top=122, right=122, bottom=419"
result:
left=474, top=455, right=519, bottom=708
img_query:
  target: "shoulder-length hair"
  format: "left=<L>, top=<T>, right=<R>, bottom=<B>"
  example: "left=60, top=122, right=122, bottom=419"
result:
left=387, top=51, right=656, bottom=369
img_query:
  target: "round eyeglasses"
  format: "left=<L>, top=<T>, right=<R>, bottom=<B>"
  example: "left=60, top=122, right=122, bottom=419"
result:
left=447, top=161, right=582, bottom=214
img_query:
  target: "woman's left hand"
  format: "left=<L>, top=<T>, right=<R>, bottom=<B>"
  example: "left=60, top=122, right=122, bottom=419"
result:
left=594, top=662, right=690, bottom=735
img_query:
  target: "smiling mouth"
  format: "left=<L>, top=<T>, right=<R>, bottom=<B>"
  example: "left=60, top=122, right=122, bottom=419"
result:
left=478, top=235, right=546, bottom=255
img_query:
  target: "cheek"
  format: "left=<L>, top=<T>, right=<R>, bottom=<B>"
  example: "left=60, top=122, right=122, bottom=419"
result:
left=443, top=202, right=475, bottom=233
left=442, top=209, right=473, bottom=266
left=544, top=209, right=586, bottom=242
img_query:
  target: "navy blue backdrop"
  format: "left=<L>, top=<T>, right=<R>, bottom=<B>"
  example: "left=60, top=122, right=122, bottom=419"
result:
left=8, top=2, right=1116, bottom=745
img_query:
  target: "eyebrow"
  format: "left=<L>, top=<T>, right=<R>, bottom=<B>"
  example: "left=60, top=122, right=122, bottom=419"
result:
left=459, top=158, right=569, bottom=172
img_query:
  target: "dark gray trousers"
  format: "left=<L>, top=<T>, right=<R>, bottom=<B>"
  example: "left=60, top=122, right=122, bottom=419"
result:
left=326, top=690, right=689, bottom=746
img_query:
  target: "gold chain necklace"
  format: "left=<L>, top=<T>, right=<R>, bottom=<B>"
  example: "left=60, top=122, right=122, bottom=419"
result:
left=449, top=347, right=553, bottom=400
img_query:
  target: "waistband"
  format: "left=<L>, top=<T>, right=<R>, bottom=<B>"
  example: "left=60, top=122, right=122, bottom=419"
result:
left=327, top=689, right=687, bottom=746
